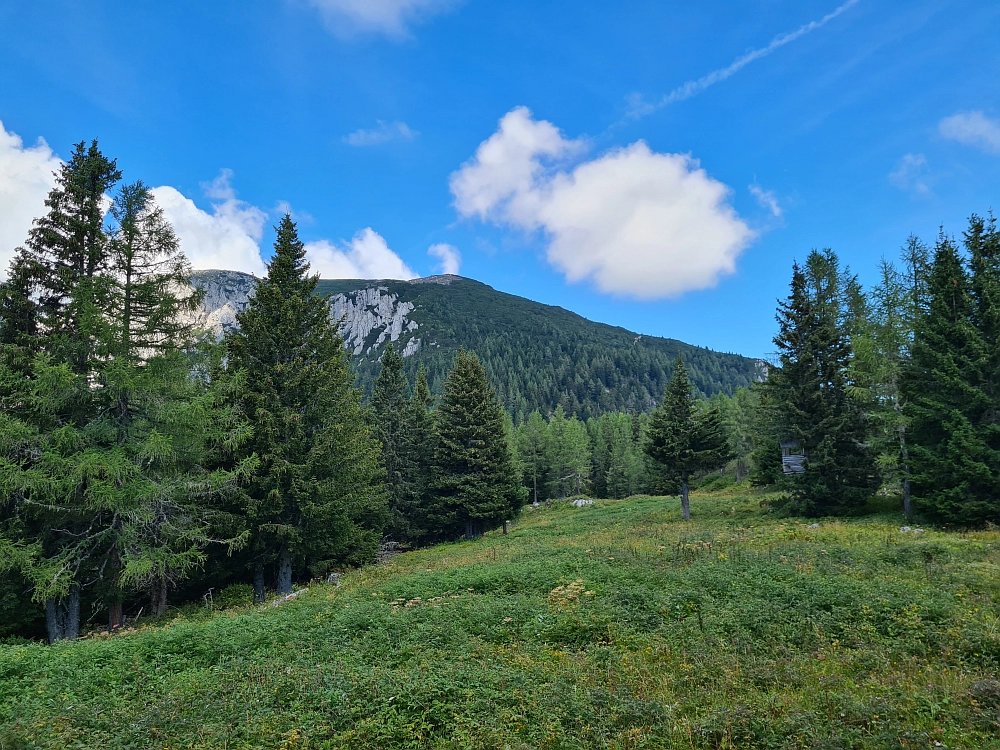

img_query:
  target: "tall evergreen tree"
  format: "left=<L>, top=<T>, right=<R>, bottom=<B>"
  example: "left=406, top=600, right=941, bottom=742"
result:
left=223, top=215, right=386, bottom=601
left=371, top=342, right=419, bottom=541
left=643, top=357, right=729, bottom=520
left=400, top=365, right=436, bottom=545
left=768, top=251, right=876, bottom=516
left=903, top=226, right=1000, bottom=524
left=429, top=349, right=525, bottom=540
left=0, top=163, right=246, bottom=639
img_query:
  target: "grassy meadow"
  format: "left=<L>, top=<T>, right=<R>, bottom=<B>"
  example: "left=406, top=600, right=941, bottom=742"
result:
left=2, top=490, right=1000, bottom=749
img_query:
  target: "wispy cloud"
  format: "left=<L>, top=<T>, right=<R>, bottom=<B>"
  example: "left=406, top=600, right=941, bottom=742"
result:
left=626, top=0, right=862, bottom=120
left=343, top=120, right=417, bottom=147
left=749, top=183, right=782, bottom=217
left=889, top=153, right=931, bottom=196
left=939, top=111, right=1000, bottom=155
left=305, top=0, right=458, bottom=37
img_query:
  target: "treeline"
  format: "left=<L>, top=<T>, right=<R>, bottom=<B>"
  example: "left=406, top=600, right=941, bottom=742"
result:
left=0, top=142, right=523, bottom=642
left=652, top=219, right=1000, bottom=526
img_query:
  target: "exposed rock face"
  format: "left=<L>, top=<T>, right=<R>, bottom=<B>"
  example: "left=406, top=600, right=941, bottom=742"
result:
left=329, top=286, right=419, bottom=356
left=185, top=270, right=257, bottom=336
left=187, top=270, right=421, bottom=359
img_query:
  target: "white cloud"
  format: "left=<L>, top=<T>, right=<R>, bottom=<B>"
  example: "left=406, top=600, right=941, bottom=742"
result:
left=939, top=111, right=1000, bottom=155
left=0, top=121, right=61, bottom=279
left=627, top=0, right=861, bottom=119
left=450, top=107, right=753, bottom=299
left=889, top=153, right=930, bottom=195
left=152, top=170, right=268, bottom=276
left=305, top=228, right=416, bottom=279
left=304, top=0, right=456, bottom=36
left=749, top=183, right=782, bottom=217
left=343, top=121, right=416, bottom=147
left=428, top=243, right=461, bottom=275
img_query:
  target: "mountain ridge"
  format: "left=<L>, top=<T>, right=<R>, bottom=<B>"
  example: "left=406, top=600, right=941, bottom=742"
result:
left=188, top=270, right=763, bottom=420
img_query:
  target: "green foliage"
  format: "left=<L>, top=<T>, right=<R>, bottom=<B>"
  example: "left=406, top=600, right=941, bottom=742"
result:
left=0, top=152, right=247, bottom=640
left=544, top=406, right=591, bottom=498
left=588, top=411, right=647, bottom=499
left=371, top=342, right=417, bottom=541
left=215, top=583, right=254, bottom=610
left=643, top=357, right=731, bottom=518
left=903, top=222, right=1000, bottom=525
left=221, top=215, right=387, bottom=596
left=3, top=493, right=999, bottom=748
left=767, top=251, right=877, bottom=516
left=429, top=350, right=526, bottom=540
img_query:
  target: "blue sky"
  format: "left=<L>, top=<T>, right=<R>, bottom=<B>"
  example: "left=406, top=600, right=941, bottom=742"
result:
left=1, top=0, right=998, bottom=358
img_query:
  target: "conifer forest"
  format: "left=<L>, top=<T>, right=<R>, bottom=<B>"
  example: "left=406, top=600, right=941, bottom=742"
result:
left=2, top=143, right=1000, bottom=748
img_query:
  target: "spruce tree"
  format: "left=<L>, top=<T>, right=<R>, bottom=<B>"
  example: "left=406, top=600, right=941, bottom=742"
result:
left=903, top=227, right=998, bottom=524
left=400, top=365, right=436, bottom=545
left=768, top=251, right=876, bottom=516
left=223, top=215, right=386, bottom=600
left=429, top=349, right=525, bottom=540
left=643, top=357, right=729, bottom=519
left=371, top=342, right=417, bottom=541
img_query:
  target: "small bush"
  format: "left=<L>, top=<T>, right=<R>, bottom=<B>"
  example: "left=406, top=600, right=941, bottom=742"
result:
left=215, top=583, right=254, bottom=610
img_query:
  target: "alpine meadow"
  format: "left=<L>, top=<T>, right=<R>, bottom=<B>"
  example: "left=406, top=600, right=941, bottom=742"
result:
left=1, top=1, right=999, bottom=748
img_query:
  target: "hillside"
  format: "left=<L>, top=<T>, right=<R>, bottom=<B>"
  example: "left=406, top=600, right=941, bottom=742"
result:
left=189, top=271, right=763, bottom=420
left=2, top=492, right=998, bottom=749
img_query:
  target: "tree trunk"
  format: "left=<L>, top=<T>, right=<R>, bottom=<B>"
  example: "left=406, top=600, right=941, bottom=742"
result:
left=465, top=520, right=474, bottom=540
left=277, top=546, right=293, bottom=595
left=681, top=478, right=690, bottom=521
left=108, top=601, right=124, bottom=632
left=253, top=560, right=266, bottom=604
left=902, top=477, right=912, bottom=521
left=503, top=520, right=509, bottom=536
left=66, top=585, right=81, bottom=641
left=45, top=598, right=64, bottom=644
left=150, top=576, right=169, bottom=617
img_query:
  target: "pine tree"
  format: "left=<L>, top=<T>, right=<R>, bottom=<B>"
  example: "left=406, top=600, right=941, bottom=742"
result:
left=223, top=215, right=386, bottom=600
left=643, top=357, right=729, bottom=519
left=429, top=349, right=525, bottom=540
left=768, top=251, right=876, bottom=516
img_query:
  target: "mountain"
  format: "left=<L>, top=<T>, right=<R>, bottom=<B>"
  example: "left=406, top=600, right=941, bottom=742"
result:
left=188, top=270, right=763, bottom=420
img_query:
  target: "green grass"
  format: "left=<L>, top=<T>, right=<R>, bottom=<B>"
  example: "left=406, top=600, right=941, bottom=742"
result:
left=2, top=491, right=1000, bottom=749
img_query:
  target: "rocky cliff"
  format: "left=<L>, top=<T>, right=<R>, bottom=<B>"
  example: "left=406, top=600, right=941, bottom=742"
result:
left=187, top=271, right=460, bottom=360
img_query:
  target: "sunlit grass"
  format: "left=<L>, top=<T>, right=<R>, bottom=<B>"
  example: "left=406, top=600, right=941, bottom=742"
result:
left=2, top=490, right=999, bottom=748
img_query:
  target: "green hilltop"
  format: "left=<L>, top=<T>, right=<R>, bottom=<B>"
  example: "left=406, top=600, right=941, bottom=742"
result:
left=311, top=275, right=762, bottom=420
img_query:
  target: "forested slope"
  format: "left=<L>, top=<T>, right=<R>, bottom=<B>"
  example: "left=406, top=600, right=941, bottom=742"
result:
left=191, top=271, right=763, bottom=420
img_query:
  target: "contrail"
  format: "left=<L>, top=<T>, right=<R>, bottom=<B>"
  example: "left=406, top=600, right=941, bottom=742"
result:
left=627, top=0, right=862, bottom=119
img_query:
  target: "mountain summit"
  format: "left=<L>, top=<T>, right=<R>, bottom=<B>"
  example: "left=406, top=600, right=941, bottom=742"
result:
left=188, top=270, right=762, bottom=420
